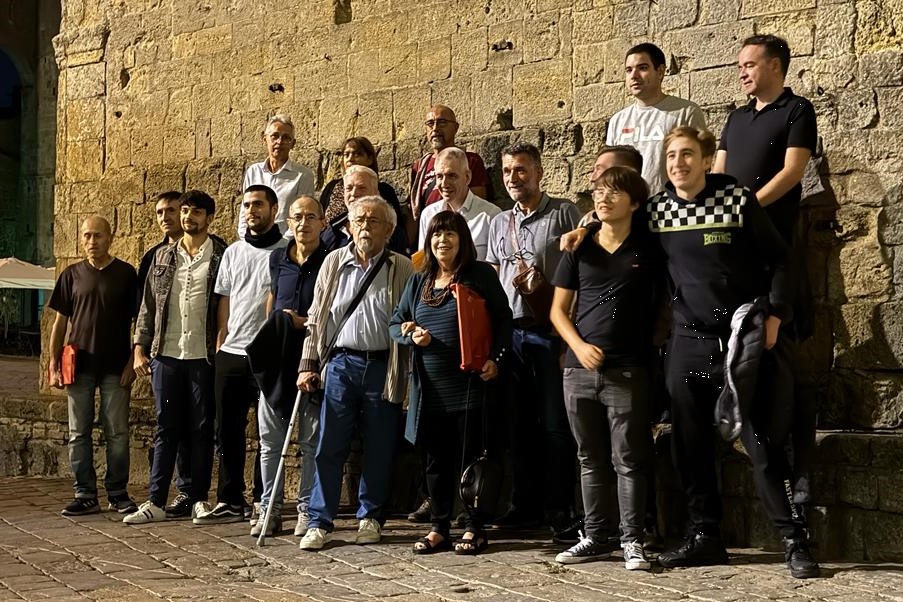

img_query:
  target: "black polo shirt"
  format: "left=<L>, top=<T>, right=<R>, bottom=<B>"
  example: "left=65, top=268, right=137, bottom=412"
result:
left=718, top=87, right=817, bottom=242
left=269, top=239, right=327, bottom=315
left=551, top=231, right=663, bottom=369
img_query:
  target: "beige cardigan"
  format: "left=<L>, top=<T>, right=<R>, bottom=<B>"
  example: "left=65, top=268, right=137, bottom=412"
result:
left=299, top=245, right=413, bottom=404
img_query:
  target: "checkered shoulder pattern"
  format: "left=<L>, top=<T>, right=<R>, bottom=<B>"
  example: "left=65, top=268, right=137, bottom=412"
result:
left=648, top=185, right=749, bottom=233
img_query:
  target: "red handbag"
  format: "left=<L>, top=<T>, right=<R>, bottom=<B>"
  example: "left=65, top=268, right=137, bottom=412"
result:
left=451, top=283, right=491, bottom=373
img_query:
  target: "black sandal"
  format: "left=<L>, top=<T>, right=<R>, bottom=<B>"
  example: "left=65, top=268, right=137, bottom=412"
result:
left=413, top=531, right=451, bottom=554
left=454, top=530, right=488, bottom=555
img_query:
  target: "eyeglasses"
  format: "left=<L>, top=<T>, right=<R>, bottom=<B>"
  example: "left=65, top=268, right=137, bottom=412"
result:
left=266, top=133, right=294, bottom=142
left=591, top=189, right=628, bottom=201
left=350, top=217, right=384, bottom=228
left=288, top=213, right=322, bottom=223
left=424, top=118, right=456, bottom=129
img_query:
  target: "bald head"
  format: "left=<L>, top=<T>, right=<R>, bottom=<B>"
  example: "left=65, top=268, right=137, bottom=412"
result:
left=80, top=216, right=113, bottom=265
left=425, top=104, right=459, bottom=152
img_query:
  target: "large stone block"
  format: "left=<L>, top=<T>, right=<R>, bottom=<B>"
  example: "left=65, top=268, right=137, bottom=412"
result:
left=431, top=76, right=474, bottom=135
left=876, top=87, right=903, bottom=129
left=859, top=49, right=903, bottom=87
left=357, top=91, right=394, bottom=144
left=815, top=3, right=856, bottom=59
left=835, top=370, right=903, bottom=429
left=66, top=62, right=106, bottom=99
left=854, top=0, right=903, bottom=55
left=65, top=97, right=105, bottom=141
left=417, top=37, right=451, bottom=83
left=699, top=0, right=741, bottom=25
left=572, top=6, right=613, bottom=47
left=472, top=67, right=514, bottom=133
left=513, top=60, right=573, bottom=126
left=611, top=1, right=649, bottom=38
left=690, top=66, right=747, bottom=107
left=64, top=139, right=104, bottom=182
left=487, top=20, right=524, bottom=68
left=317, top=95, right=360, bottom=150
left=573, top=82, right=627, bottom=122
left=838, top=467, right=879, bottom=510
left=392, top=85, right=432, bottom=142
left=662, top=20, right=755, bottom=70
left=172, top=25, right=233, bottom=59
left=380, top=43, right=419, bottom=88
left=523, top=11, right=563, bottom=64
left=451, top=26, right=489, bottom=76
left=651, top=0, right=698, bottom=33
left=573, top=43, right=606, bottom=87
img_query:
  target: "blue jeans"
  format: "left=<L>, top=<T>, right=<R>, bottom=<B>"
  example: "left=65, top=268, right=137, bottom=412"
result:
left=308, top=353, right=400, bottom=532
left=562, top=366, right=651, bottom=543
left=66, top=372, right=131, bottom=500
left=148, top=356, right=215, bottom=507
left=507, top=328, right=575, bottom=516
left=258, top=390, right=320, bottom=516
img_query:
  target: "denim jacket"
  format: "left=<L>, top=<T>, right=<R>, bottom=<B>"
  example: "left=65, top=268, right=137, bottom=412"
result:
left=134, top=236, right=227, bottom=363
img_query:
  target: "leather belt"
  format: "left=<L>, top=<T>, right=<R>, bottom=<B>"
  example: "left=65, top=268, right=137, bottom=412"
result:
left=332, top=347, right=389, bottom=361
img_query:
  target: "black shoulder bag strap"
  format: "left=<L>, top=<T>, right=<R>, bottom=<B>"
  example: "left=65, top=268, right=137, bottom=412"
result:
left=320, top=250, right=391, bottom=363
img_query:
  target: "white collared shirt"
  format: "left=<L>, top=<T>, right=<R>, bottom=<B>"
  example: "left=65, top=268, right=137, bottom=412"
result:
left=160, top=238, right=213, bottom=360
left=239, top=159, right=316, bottom=239
left=418, top=191, right=501, bottom=260
left=331, top=248, right=391, bottom=351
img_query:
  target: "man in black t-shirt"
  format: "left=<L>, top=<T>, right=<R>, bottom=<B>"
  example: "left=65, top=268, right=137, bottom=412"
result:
left=713, top=34, right=820, bottom=543
left=549, top=166, right=663, bottom=570
left=48, top=216, right=139, bottom=517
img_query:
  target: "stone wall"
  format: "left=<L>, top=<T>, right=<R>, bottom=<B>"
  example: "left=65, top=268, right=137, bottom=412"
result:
left=49, top=0, right=903, bottom=428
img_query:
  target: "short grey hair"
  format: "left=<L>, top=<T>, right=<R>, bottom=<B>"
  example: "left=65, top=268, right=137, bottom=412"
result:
left=349, top=195, right=397, bottom=229
left=264, top=113, right=294, bottom=133
left=343, top=165, right=379, bottom=186
left=436, top=147, right=470, bottom=174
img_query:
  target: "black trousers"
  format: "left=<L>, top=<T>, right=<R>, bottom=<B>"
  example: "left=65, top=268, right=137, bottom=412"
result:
left=213, top=350, right=263, bottom=506
left=420, top=405, right=486, bottom=533
left=665, top=335, right=804, bottom=539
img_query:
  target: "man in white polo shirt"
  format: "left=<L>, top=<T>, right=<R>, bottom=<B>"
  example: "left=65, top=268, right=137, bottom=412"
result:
left=418, top=147, right=500, bottom=261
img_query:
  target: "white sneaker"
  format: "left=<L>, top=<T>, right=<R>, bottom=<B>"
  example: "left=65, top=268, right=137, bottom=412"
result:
left=355, top=518, right=381, bottom=545
left=249, top=501, right=262, bottom=526
left=192, top=501, right=212, bottom=520
left=122, top=501, right=166, bottom=525
left=299, top=527, right=331, bottom=551
left=294, top=511, right=310, bottom=536
left=622, top=540, right=651, bottom=570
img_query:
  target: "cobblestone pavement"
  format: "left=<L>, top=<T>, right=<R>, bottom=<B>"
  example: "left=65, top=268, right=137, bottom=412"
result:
left=1, top=478, right=902, bottom=602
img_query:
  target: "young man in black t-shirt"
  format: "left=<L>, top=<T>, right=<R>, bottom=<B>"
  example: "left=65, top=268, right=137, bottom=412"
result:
left=550, top=166, right=663, bottom=570
left=48, top=216, right=139, bottom=517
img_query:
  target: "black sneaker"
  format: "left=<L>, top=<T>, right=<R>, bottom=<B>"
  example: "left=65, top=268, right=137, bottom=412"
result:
left=164, top=492, right=192, bottom=519
left=61, top=498, right=100, bottom=516
left=554, top=534, right=612, bottom=564
left=552, top=517, right=584, bottom=544
left=108, top=495, right=138, bottom=514
left=784, top=536, right=820, bottom=579
left=407, top=498, right=431, bottom=523
left=192, top=502, right=244, bottom=525
left=491, top=507, right=542, bottom=529
left=658, top=533, right=729, bottom=568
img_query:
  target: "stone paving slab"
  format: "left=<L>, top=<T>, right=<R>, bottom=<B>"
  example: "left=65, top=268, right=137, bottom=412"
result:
left=1, top=477, right=903, bottom=602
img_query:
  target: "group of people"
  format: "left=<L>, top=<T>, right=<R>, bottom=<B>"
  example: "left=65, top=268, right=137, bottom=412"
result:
left=48, top=33, right=820, bottom=578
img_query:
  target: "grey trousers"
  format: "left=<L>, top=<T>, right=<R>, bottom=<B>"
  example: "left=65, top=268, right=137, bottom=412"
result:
left=562, top=366, right=651, bottom=543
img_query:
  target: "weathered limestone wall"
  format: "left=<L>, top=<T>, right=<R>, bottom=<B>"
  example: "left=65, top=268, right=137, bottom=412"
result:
left=50, top=1, right=902, bottom=423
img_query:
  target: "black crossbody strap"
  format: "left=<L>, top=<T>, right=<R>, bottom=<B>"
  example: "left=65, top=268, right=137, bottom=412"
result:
left=321, top=250, right=390, bottom=361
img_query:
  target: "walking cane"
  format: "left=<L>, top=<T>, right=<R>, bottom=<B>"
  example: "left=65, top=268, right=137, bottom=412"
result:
left=256, top=389, right=305, bottom=547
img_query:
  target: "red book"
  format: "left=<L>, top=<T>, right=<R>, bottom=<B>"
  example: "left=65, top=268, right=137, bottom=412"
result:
left=451, top=283, right=491, bottom=373
left=61, top=344, right=77, bottom=385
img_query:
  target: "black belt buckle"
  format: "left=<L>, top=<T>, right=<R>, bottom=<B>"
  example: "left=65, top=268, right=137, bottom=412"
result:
left=334, top=347, right=388, bottom=362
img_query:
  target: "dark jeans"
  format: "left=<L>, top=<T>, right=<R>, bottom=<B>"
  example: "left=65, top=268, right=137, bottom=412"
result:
left=421, top=405, right=486, bottom=533
left=666, top=334, right=804, bottom=538
left=563, top=366, right=651, bottom=543
left=148, top=356, right=215, bottom=507
left=214, top=350, right=260, bottom=506
left=507, top=328, right=575, bottom=516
